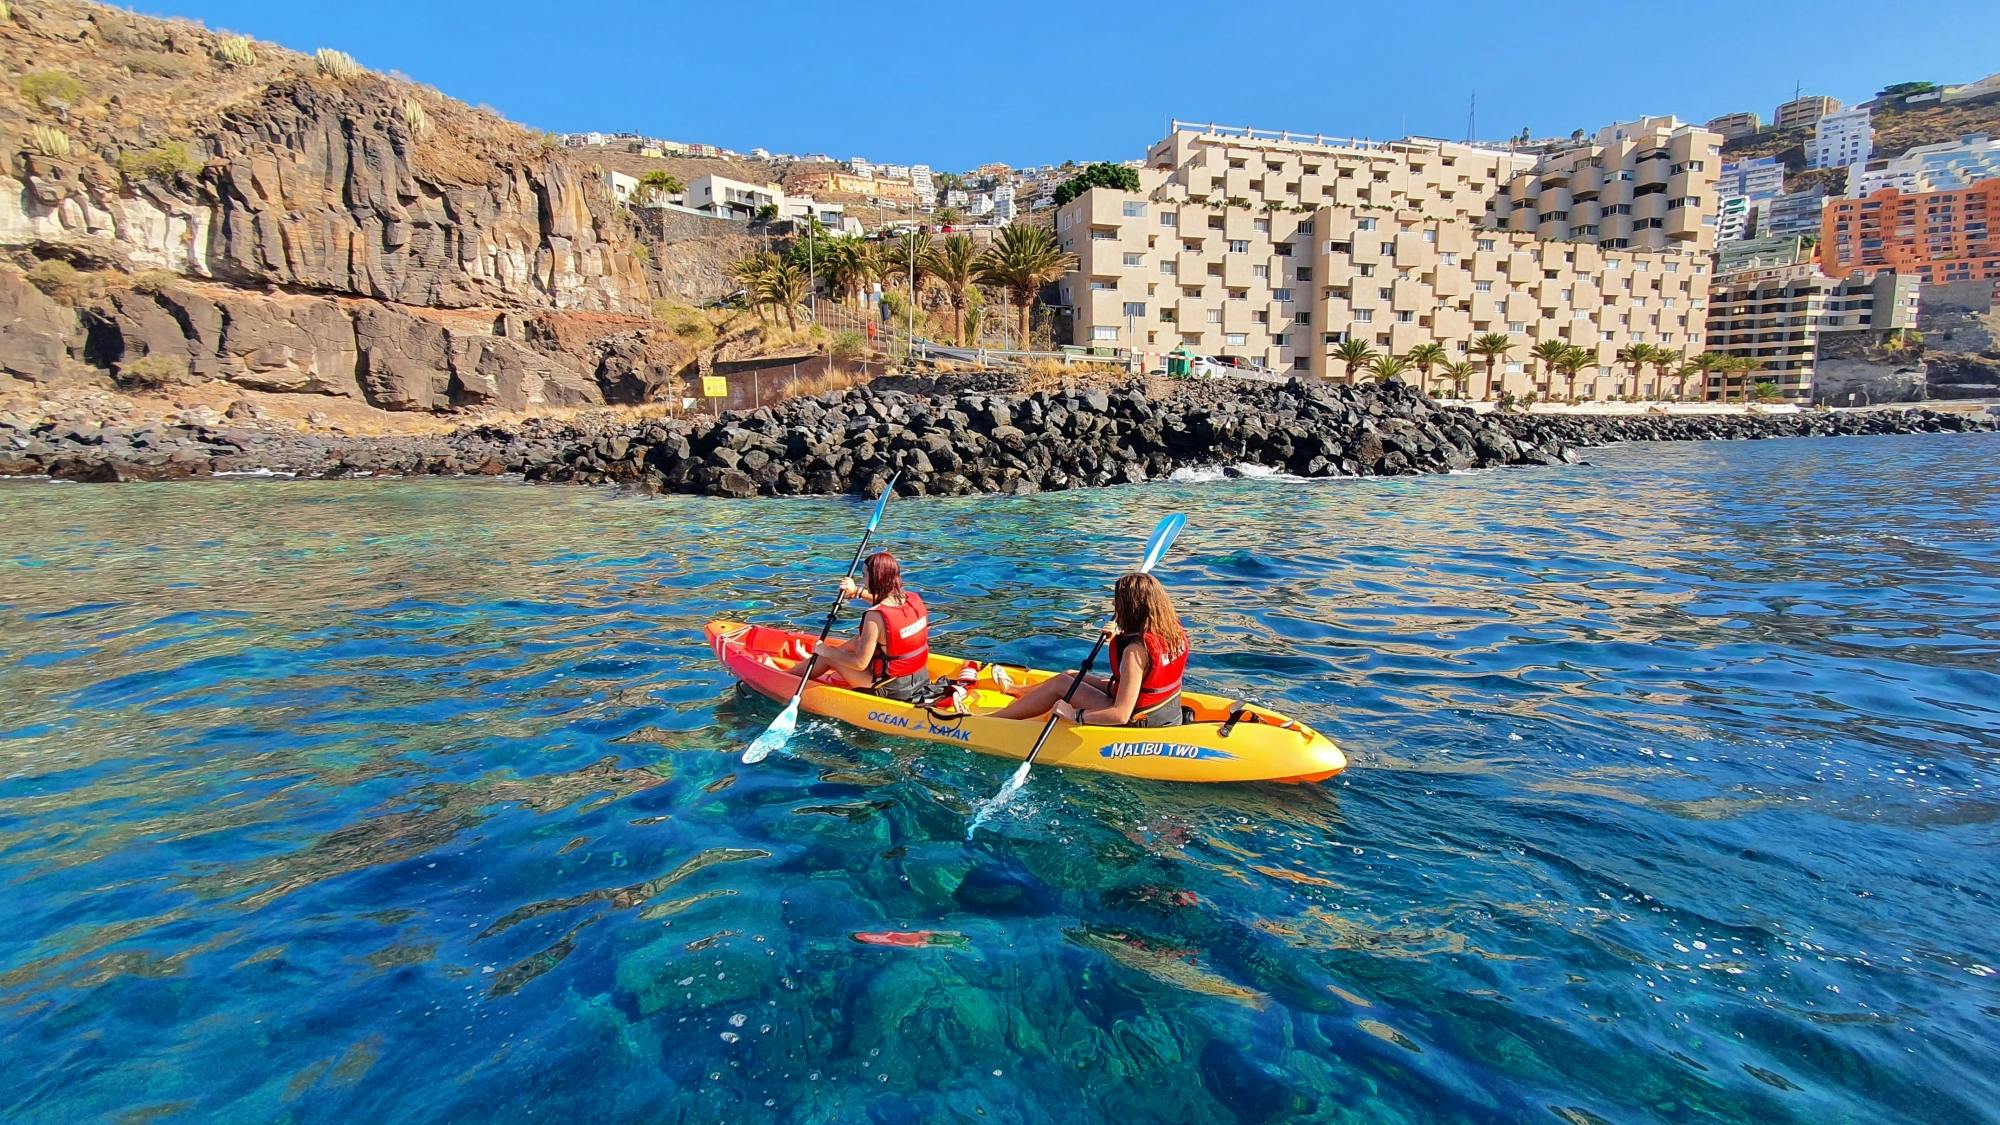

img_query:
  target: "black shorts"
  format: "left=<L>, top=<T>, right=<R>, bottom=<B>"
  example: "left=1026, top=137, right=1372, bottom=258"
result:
left=874, top=670, right=931, bottom=703
left=1129, top=694, right=1184, bottom=728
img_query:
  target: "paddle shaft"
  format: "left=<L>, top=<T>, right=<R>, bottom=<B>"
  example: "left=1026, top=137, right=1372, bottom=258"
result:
left=1020, top=630, right=1111, bottom=768
left=784, top=532, right=876, bottom=703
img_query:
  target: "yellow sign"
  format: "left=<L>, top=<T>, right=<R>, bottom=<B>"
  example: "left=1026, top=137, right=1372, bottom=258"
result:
left=702, top=375, right=727, bottom=397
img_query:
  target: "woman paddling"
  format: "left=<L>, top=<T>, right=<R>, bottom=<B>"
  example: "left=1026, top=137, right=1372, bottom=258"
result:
left=994, top=573, right=1188, bottom=728
left=810, top=550, right=933, bottom=702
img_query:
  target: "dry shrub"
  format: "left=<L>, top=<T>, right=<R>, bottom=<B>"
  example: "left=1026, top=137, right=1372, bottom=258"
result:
left=782, top=367, right=870, bottom=400
left=20, top=71, right=85, bottom=112
left=117, top=354, right=190, bottom=389
left=24, top=259, right=98, bottom=305
left=116, top=141, right=202, bottom=181
left=216, top=36, right=256, bottom=67
left=314, top=48, right=361, bottom=80
left=30, top=125, right=71, bottom=158
left=131, top=270, right=179, bottom=294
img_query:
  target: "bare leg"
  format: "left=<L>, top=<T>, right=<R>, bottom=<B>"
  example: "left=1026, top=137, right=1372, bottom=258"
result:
left=991, top=672, right=1113, bottom=720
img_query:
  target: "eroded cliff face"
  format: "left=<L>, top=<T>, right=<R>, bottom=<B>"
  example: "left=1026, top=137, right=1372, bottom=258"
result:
left=1, top=0, right=687, bottom=414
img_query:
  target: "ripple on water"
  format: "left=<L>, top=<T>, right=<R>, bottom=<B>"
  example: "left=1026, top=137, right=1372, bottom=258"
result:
left=0, top=436, right=1998, bottom=1122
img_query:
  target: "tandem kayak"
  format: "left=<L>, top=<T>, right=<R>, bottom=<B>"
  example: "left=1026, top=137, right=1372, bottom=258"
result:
left=705, top=620, right=1347, bottom=783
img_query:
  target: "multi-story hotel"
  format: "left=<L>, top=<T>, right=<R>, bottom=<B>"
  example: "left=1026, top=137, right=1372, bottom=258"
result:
left=1821, top=180, right=2000, bottom=283
left=1762, top=189, right=1828, bottom=237
left=1807, top=108, right=1874, bottom=171
left=1705, top=265, right=1919, bottom=401
left=1056, top=119, right=1720, bottom=395
left=1705, top=112, right=1762, bottom=141
left=1716, top=234, right=1809, bottom=275
left=1775, top=94, right=1842, bottom=132
left=1848, top=133, right=2000, bottom=196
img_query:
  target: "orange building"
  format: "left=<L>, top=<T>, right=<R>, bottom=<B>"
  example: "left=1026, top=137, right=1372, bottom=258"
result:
left=1821, top=180, right=2000, bottom=283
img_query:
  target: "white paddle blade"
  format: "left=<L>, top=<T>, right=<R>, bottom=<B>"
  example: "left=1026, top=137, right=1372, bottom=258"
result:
left=741, top=696, right=800, bottom=763
left=1138, top=513, right=1186, bottom=574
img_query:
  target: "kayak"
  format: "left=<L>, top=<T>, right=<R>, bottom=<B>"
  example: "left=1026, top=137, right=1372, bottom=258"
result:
left=705, top=620, right=1347, bottom=783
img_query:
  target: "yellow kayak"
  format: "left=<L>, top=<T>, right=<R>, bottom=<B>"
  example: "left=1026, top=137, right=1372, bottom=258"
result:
left=705, top=620, right=1347, bottom=783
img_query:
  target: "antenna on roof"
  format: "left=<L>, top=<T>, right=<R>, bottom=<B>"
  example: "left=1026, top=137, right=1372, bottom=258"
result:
left=1466, top=92, right=1476, bottom=145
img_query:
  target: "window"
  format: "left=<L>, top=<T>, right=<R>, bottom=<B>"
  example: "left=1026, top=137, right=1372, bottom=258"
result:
left=1160, top=212, right=1177, bottom=227
left=1273, top=288, right=1293, bottom=302
left=1442, top=252, right=1459, bottom=266
left=1477, top=238, right=1496, bottom=251
left=1358, top=217, right=1377, bottom=231
left=1475, top=280, right=1493, bottom=292
left=1182, top=241, right=1200, bottom=252
left=1508, top=321, right=1525, bottom=332
left=1606, top=259, right=1621, bottom=270
left=1295, top=267, right=1313, bottom=282
left=1275, top=243, right=1294, bottom=257
left=1091, top=326, right=1118, bottom=341
left=1378, top=287, right=1393, bottom=300
left=1294, top=311, right=1312, bottom=324
left=1228, top=288, right=1247, bottom=301
left=1124, top=253, right=1144, bottom=267
left=1160, top=261, right=1177, bottom=276
left=1252, top=264, right=1269, bottom=279
left=1225, top=333, right=1247, bottom=346
left=1358, top=264, right=1375, bottom=277
left=1253, top=218, right=1270, bottom=233
left=1123, top=302, right=1145, bottom=317
left=1395, top=311, right=1414, bottom=323
left=1381, top=242, right=1395, bottom=256
left=1354, top=309, right=1374, bottom=322
left=1090, top=280, right=1115, bottom=290
left=1275, top=333, right=1289, bottom=346
left=1208, top=216, right=1225, bottom=230
left=1123, top=202, right=1145, bottom=218
left=1504, top=361, right=1524, bottom=374
left=1423, top=230, right=1437, bottom=243
left=1254, top=310, right=1268, bottom=324
left=1207, top=310, right=1222, bottom=324
left=1091, top=230, right=1117, bottom=241
left=1228, top=239, right=1250, bottom=253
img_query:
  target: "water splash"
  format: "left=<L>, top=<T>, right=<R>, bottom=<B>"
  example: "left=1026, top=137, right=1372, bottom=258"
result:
left=966, top=762, right=1032, bottom=838
left=740, top=696, right=798, bottom=764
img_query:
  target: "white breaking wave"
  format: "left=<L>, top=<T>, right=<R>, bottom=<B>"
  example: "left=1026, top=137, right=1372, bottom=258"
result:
left=1167, top=462, right=1309, bottom=483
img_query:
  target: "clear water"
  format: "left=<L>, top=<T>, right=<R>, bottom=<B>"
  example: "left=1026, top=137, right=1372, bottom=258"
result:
left=3, top=436, right=1997, bottom=1124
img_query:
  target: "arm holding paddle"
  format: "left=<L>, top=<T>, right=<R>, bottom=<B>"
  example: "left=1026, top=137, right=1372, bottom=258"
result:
left=741, top=474, right=899, bottom=764
left=1051, top=640, right=1148, bottom=726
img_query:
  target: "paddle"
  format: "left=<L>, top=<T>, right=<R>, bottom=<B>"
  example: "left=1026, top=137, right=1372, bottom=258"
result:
left=967, top=513, right=1185, bottom=835
left=741, top=473, right=900, bottom=764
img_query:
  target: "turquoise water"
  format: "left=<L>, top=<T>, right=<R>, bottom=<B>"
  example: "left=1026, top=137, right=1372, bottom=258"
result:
left=3, top=436, right=1998, bottom=1124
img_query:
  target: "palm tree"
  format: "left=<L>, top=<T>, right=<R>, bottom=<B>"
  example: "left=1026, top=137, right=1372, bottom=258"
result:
left=1555, top=345, right=1592, bottom=402
left=884, top=231, right=935, bottom=297
left=1725, top=356, right=1766, bottom=403
left=1404, top=342, right=1447, bottom=390
left=756, top=260, right=808, bottom=331
left=1468, top=333, right=1515, bottom=402
left=816, top=236, right=876, bottom=311
left=1366, top=354, right=1413, bottom=383
left=1648, top=349, right=1682, bottom=403
left=975, top=224, right=1075, bottom=349
left=1440, top=361, right=1475, bottom=399
left=933, top=206, right=964, bottom=228
left=1331, top=338, right=1377, bottom=384
left=1614, top=343, right=1659, bottom=400
left=1529, top=339, right=1571, bottom=398
left=1684, top=351, right=1726, bottom=402
left=730, top=252, right=779, bottom=322
left=924, top=234, right=980, bottom=347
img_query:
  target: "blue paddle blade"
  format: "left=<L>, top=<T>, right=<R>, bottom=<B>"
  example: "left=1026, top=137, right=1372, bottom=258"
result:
left=741, top=696, right=799, bottom=763
left=1138, top=513, right=1185, bottom=574
left=867, top=472, right=900, bottom=532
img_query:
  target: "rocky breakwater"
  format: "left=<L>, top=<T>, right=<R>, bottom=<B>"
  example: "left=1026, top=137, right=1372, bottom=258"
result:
left=4, top=380, right=1993, bottom=491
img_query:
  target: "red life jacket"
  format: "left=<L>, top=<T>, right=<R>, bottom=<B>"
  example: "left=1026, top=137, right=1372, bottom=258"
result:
left=869, top=592, right=930, bottom=679
left=1110, top=630, right=1188, bottom=716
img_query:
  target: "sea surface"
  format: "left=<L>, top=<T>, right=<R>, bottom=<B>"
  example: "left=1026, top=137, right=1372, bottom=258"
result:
left=2, top=435, right=1997, bottom=1124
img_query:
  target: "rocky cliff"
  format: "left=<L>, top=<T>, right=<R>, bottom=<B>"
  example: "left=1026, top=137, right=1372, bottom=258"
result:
left=1, top=0, right=694, bottom=413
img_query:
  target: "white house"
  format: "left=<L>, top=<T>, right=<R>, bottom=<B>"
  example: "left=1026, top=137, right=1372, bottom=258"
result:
left=1849, top=133, right=2000, bottom=195
left=686, top=174, right=784, bottom=220
left=608, top=170, right=639, bottom=205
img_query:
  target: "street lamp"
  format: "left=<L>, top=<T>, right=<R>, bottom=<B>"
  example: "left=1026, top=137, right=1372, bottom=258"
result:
left=806, top=213, right=816, bottom=319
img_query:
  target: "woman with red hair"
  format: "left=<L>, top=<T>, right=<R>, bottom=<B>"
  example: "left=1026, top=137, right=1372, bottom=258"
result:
left=811, top=550, right=934, bottom=702
left=993, top=572, right=1189, bottom=727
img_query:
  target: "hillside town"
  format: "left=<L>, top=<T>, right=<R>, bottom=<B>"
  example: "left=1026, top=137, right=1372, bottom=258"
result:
left=567, top=73, right=2000, bottom=409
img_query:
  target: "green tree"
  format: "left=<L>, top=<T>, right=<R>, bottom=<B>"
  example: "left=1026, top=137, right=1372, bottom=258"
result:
left=1440, top=360, right=1475, bottom=399
left=730, top=252, right=779, bottom=322
left=754, top=202, right=779, bottom=223
left=933, top=206, right=964, bottom=228
left=1615, top=342, right=1660, bottom=399
left=883, top=231, right=935, bottom=301
left=1331, top=338, right=1377, bottom=384
left=1876, top=81, right=1939, bottom=99
left=1404, top=342, right=1447, bottom=388
left=975, top=224, right=1076, bottom=349
left=1366, top=354, right=1412, bottom=383
left=818, top=236, right=878, bottom=311
left=1684, top=351, right=1727, bottom=402
left=1051, top=162, right=1142, bottom=207
left=924, top=234, right=981, bottom=347
left=633, top=170, right=683, bottom=204
left=756, top=260, right=808, bottom=331
left=1649, top=348, right=1682, bottom=401
left=1529, top=338, right=1571, bottom=397
left=1468, top=333, right=1515, bottom=401
left=1751, top=379, right=1783, bottom=403
left=1556, top=345, right=1593, bottom=401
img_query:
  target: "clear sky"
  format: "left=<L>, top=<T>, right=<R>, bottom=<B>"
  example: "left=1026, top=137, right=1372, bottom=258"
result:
left=136, top=0, right=2000, bottom=170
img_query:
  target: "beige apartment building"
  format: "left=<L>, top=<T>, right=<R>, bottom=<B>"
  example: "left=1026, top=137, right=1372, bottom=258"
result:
left=1057, top=119, right=1721, bottom=397
left=1774, top=95, right=1841, bottom=132
left=1704, top=265, right=1919, bottom=401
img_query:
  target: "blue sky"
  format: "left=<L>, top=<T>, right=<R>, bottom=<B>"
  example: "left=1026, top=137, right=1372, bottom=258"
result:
left=140, top=0, right=2000, bottom=170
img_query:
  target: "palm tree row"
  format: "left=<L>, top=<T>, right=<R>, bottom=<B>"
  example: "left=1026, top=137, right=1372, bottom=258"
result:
left=729, top=223, right=1075, bottom=350
left=1319, top=332, right=1767, bottom=405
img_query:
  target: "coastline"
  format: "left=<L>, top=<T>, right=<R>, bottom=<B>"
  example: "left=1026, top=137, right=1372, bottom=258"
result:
left=2, top=377, right=1993, bottom=494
